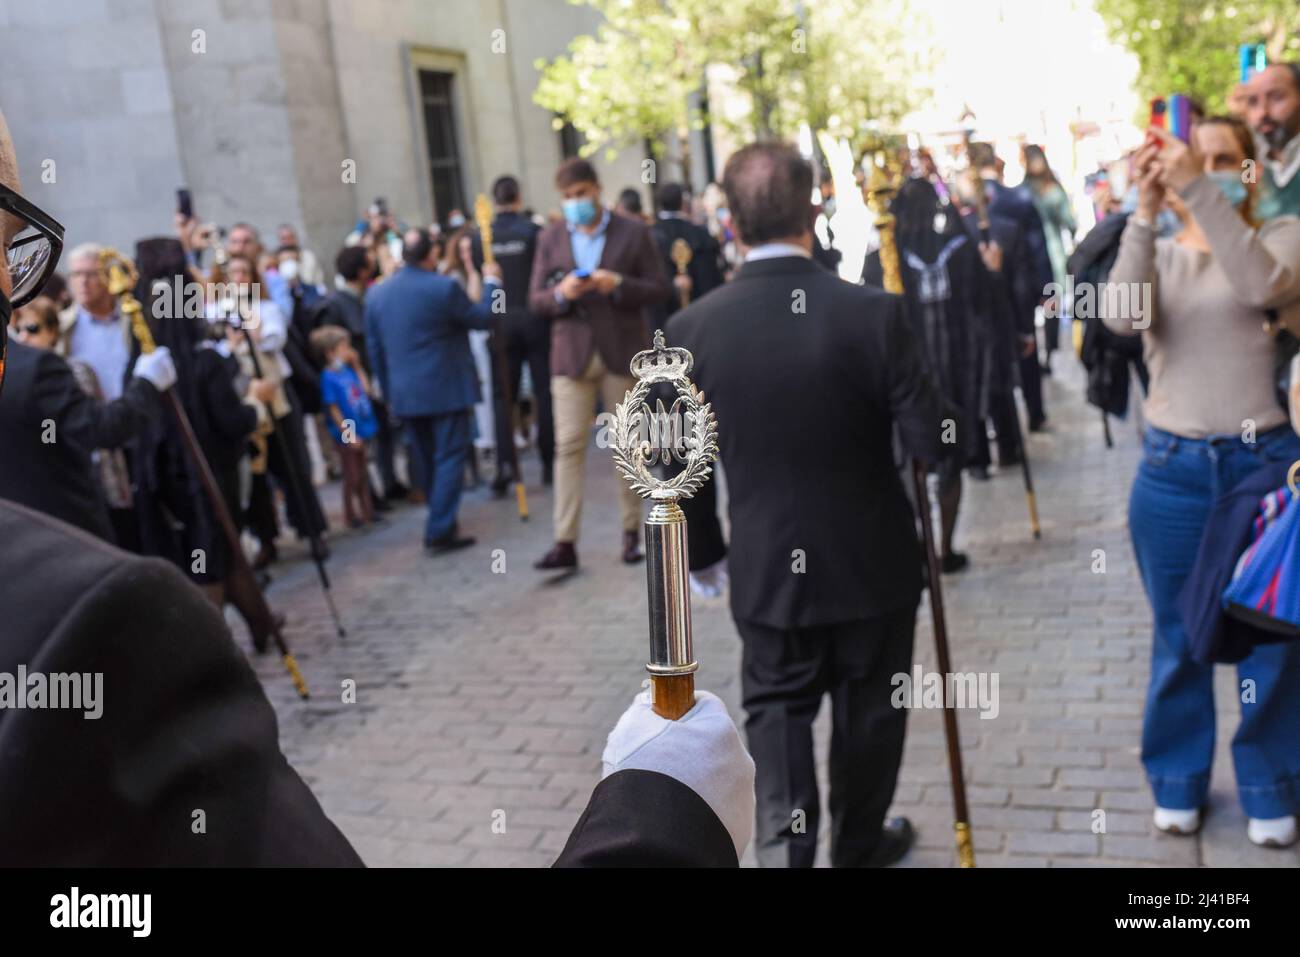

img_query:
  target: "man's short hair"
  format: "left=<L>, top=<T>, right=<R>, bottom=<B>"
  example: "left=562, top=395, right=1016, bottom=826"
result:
left=67, top=243, right=103, bottom=265
left=555, top=157, right=598, bottom=190
left=721, top=142, right=813, bottom=246
left=617, top=188, right=643, bottom=215
left=402, top=227, right=435, bottom=266
left=335, top=245, right=370, bottom=281
left=657, top=182, right=686, bottom=212
left=493, top=175, right=521, bottom=206
left=229, top=222, right=260, bottom=240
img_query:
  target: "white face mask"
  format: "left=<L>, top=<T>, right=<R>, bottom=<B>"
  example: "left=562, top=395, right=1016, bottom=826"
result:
left=279, top=259, right=300, bottom=282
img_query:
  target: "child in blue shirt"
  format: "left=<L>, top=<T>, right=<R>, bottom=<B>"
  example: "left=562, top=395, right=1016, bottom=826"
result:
left=311, top=326, right=379, bottom=527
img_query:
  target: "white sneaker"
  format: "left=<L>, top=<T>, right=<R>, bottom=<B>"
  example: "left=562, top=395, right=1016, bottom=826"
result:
left=1247, top=816, right=1298, bottom=848
left=1153, top=806, right=1202, bottom=835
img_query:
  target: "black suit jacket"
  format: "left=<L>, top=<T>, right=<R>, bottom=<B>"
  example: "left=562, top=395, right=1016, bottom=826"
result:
left=651, top=215, right=725, bottom=323
left=667, top=255, right=948, bottom=629
left=554, top=770, right=737, bottom=867
left=0, top=338, right=158, bottom=540
left=0, top=500, right=363, bottom=866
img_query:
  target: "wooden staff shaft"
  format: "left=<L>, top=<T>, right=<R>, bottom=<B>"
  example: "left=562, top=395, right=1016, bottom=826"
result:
left=912, top=461, right=975, bottom=866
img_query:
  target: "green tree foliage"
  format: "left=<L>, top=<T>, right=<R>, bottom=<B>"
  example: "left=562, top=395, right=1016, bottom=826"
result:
left=1096, top=0, right=1300, bottom=114
left=533, top=0, right=932, bottom=159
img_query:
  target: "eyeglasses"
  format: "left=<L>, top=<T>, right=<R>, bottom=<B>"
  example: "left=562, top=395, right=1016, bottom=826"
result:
left=1, top=183, right=65, bottom=308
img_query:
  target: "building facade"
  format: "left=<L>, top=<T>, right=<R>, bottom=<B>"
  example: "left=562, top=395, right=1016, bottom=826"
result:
left=0, top=0, right=652, bottom=275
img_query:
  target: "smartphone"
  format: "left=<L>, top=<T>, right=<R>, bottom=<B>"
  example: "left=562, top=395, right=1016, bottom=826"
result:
left=1168, top=94, right=1192, bottom=144
left=1148, top=97, right=1167, bottom=131
left=1240, top=42, right=1266, bottom=83
left=176, top=188, right=193, bottom=219
left=574, top=268, right=592, bottom=280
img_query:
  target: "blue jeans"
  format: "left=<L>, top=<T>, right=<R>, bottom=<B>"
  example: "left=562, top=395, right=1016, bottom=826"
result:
left=1129, top=424, right=1300, bottom=818
left=406, top=411, right=471, bottom=544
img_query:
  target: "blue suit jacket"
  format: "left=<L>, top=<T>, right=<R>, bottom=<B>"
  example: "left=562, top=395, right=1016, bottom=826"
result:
left=364, top=267, right=495, bottom=418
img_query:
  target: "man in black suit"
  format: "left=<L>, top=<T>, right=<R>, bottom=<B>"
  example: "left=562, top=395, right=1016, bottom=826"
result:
left=0, top=324, right=173, bottom=541
left=667, top=142, right=950, bottom=868
left=651, top=182, right=725, bottom=323
left=471, top=175, right=553, bottom=492
left=972, top=145, right=1051, bottom=430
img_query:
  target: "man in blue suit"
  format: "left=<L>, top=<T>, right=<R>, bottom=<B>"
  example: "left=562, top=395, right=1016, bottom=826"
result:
left=365, top=228, right=502, bottom=553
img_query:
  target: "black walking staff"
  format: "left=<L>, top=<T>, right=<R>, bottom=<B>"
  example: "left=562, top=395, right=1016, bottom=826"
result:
left=232, top=302, right=348, bottom=639
left=867, top=159, right=976, bottom=868
left=102, top=248, right=311, bottom=698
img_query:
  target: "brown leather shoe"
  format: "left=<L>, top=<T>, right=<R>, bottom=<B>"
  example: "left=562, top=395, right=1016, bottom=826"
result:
left=622, top=530, right=644, bottom=564
left=535, top=541, right=578, bottom=570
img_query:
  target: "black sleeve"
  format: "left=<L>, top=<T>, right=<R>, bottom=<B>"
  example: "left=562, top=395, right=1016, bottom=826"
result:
left=881, top=295, right=950, bottom=466
left=553, top=769, right=738, bottom=868
left=200, top=353, right=258, bottom=442
left=33, top=350, right=158, bottom=451
left=0, top=551, right=363, bottom=866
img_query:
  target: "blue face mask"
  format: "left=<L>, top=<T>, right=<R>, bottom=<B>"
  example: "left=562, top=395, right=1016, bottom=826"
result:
left=562, top=197, right=598, bottom=227
left=1206, top=170, right=1248, bottom=209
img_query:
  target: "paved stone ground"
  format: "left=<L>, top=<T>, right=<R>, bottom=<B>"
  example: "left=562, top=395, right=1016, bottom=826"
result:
left=237, top=358, right=1300, bottom=867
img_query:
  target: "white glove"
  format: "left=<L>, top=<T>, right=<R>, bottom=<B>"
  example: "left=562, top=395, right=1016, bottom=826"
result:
left=133, top=346, right=177, bottom=392
left=602, top=688, right=755, bottom=861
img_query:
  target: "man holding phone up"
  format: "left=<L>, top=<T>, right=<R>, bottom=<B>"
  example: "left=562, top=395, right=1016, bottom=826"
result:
left=528, top=158, right=670, bottom=571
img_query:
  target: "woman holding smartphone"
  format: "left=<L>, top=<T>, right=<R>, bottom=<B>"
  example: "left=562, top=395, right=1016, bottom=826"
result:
left=1102, top=117, right=1300, bottom=847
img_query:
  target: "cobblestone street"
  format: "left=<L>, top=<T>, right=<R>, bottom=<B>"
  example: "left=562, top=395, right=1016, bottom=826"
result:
left=241, top=361, right=1300, bottom=868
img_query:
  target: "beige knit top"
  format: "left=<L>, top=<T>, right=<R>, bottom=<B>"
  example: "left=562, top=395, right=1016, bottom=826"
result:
left=1101, top=174, right=1300, bottom=438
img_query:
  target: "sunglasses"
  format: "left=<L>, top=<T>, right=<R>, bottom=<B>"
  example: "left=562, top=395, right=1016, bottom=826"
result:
left=1, top=182, right=65, bottom=308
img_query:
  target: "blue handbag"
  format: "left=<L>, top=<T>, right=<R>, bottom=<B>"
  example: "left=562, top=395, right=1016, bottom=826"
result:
left=1222, top=474, right=1300, bottom=640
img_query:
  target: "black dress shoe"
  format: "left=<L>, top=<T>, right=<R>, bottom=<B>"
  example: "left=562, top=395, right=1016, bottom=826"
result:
left=373, top=496, right=393, bottom=513
left=941, top=551, right=969, bottom=574
left=1028, top=417, right=1047, bottom=433
left=425, top=533, right=476, bottom=554
left=385, top=482, right=411, bottom=501
left=535, top=542, right=578, bottom=570
left=490, top=477, right=510, bottom=499
left=622, top=530, right=644, bottom=564
left=968, top=465, right=990, bottom=481
left=863, top=816, right=915, bottom=867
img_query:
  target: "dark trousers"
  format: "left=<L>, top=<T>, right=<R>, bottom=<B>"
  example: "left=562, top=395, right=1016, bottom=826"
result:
left=1017, top=354, right=1045, bottom=426
left=407, top=410, right=472, bottom=543
left=371, top=397, right=401, bottom=495
left=737, top=605, right=917, bottom=868
left=492, top=317, right=554, bottom=481
left=971, top=389, right=1021, bottom=467
left=267, top=400, right=328, bottom=538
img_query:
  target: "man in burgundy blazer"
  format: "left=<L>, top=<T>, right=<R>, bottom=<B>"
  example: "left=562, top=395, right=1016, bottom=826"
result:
left=527, top=159, right=669, bottom=570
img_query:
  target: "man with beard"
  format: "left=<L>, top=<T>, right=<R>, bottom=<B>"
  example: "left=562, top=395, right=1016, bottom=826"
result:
left=1246, top=63, right=1300, bottom=220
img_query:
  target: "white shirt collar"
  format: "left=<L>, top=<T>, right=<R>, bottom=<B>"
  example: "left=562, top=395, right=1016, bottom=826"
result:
left=744, top=242, right=812, bottom=262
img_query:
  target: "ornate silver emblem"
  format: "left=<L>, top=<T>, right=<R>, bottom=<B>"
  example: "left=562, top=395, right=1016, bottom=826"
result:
left=611, top=329, right=719, bottom=502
